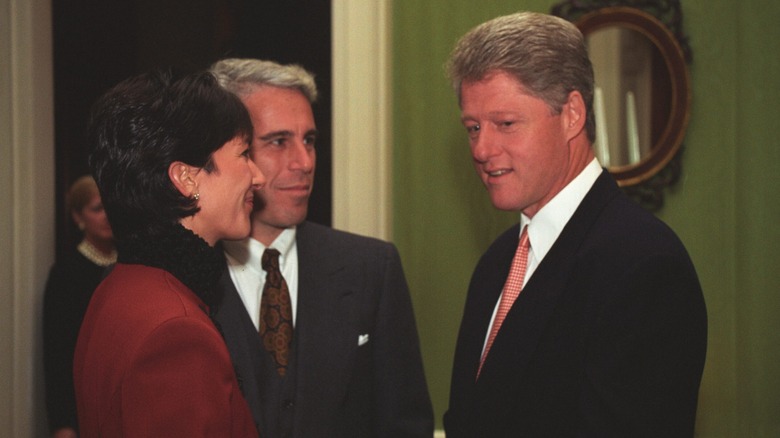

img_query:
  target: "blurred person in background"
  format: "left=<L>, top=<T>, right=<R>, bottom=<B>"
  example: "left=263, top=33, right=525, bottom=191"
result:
left=43, top=175, right=115, bottom=438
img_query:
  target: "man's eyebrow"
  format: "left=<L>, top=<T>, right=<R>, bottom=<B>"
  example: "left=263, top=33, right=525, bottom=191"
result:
left=259, top=129, right=319, bottom=141
left=258, top=130, right=293, bottom=141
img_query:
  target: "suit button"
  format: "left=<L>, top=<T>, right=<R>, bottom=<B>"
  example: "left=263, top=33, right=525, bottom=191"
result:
left=283, top=399, right=294, bottom=409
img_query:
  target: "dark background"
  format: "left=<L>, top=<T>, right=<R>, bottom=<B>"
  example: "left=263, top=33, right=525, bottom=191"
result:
left=52, top=0, right=332, bottom=261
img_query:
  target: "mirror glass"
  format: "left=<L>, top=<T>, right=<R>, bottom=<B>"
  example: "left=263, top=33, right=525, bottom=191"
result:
left=588, top=25, right=671, bottom=168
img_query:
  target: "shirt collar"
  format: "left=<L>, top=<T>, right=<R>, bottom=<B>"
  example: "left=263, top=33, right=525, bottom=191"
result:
left=521, top=158, right=602, bottom=261
left=223, top=227, right=297, bottom=273
left=268, top=227, right=296, bottom=261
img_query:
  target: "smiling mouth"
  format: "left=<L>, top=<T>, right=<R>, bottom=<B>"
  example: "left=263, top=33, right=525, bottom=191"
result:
left=486, top=169, right=511, bottom=177
left=279, top=184, right=311, bottom=193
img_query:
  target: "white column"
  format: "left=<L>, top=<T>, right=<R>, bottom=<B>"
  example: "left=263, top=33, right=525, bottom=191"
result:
left=331, top=1, right=392, bottom=240
left=0, top=0, right=54, bottom=435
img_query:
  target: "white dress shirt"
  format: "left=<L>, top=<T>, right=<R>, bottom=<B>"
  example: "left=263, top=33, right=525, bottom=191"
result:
left=223, top=227, right=299, bottom=329
left=482, top=159, right=602, bottom=353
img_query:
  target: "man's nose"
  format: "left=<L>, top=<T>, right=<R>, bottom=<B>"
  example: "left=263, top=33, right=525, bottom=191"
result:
left=471, top=127, right=499, bottom=163
left=289, top=142, right=314, bottom=172
left=249, top=158, right=266, bottom=188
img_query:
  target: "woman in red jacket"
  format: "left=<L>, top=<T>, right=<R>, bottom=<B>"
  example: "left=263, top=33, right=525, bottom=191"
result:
left=73, top=70, right=264, bottom=437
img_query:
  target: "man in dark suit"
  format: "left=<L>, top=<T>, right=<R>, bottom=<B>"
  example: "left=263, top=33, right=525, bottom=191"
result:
left=443, top=12, right=707, bottom=437
left=210, top=58, right=433, bottom=438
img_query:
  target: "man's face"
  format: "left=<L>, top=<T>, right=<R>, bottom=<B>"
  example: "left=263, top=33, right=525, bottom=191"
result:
left=460, top=70, right=572, bottom=218
left=242, top=86, right=316, bottom=243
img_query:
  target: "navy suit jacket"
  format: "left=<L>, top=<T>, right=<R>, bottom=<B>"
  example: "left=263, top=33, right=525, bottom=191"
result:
left=215, top=221, right=433, bottom=438
left=444, top=171, right=707, bottom=437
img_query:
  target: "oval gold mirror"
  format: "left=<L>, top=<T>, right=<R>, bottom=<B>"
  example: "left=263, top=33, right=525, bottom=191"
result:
left=552, top=1, right=692, bottom=210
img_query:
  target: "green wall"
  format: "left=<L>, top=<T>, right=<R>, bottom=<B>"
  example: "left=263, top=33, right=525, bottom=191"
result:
left=392, top=0, right=780, bottom=435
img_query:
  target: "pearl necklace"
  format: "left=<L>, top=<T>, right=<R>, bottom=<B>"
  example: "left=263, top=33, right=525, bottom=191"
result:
left=77, top=240, right=117, bottom=267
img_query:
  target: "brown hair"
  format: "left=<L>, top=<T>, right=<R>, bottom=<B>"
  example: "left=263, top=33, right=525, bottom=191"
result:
left=447, top=12, right=595, bottom=142
left=66, top=175, right=99, bottom=216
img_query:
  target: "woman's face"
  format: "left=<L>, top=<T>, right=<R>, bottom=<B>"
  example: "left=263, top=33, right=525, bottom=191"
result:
left=189, top=136, right=265, bottom=245
left=74, top=193, right=113, bottom=245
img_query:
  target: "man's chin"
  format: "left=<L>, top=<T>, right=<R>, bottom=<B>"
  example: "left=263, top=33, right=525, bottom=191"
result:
left=286, top=211, right=309, bottom=227
left=489, top=195, right=523, bottom=212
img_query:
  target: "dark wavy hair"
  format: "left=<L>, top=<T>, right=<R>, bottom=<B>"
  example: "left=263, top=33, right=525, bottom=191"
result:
left=87, top=69, right=253, bottom=242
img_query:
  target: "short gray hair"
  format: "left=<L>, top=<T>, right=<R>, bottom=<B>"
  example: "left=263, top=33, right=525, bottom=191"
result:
left=446, top=12, right=595, bottom=142
left=210, top=58, right=318, bottom=103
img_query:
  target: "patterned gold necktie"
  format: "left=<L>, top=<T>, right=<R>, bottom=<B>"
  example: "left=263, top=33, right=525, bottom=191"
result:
left=259, top=248, right=293, bottom=377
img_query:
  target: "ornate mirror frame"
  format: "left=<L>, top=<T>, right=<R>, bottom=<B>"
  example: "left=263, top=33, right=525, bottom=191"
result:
left=552, top=0, right=692, bottom=210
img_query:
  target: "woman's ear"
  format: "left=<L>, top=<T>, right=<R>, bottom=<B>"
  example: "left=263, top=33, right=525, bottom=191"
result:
left=71, top=210, right=85, bottom=230
left=168, top=161, right=198, bottom=198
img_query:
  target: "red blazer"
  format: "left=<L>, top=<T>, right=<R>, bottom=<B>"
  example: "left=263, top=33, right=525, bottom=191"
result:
left=74, top=263, right=258, bottom=437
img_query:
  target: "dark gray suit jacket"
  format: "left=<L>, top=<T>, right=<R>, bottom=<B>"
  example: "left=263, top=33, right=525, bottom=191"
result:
left=215, top=221, right=433, bottom=438
left=444, top=171, right=707, bottom=437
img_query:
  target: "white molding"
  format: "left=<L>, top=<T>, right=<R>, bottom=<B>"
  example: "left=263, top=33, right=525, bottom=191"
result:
left=331, top=1, right=392, bottom=240
left=1, top=0, right=54, bottom=434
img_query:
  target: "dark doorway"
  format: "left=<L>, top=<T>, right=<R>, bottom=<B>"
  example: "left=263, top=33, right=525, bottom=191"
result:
left=52, top=0, right=332, bottom=261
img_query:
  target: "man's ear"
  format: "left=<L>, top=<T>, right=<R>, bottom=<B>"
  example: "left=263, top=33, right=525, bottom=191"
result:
left=562, top=90, right=586, bottom=141
left=168, top=161, right=198, bottom=197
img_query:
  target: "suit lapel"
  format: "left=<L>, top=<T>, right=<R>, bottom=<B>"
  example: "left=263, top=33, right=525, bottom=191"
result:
left=293, top=222, right=356, bottom=405
left=455, top=224, right=519, bottom=383
left=477, top=171, right=620, bottom=386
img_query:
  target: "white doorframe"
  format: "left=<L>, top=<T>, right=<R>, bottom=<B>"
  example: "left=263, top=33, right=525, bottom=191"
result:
left=331, top=1, right=393, bottom=240
left=0, top=0, right=54, bottom=435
